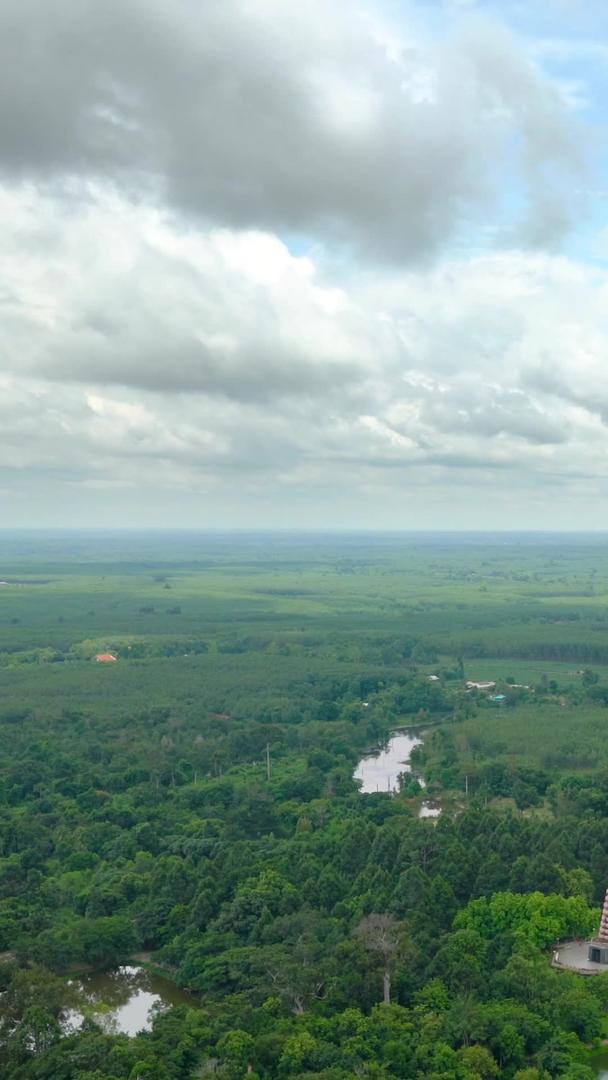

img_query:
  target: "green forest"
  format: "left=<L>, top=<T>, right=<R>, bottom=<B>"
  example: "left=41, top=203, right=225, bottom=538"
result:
left=4, top=532, right=608, bottom=1080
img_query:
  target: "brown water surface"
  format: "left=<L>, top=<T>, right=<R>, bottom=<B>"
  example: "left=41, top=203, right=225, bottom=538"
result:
left=66, top=964, right=193, bottom=1036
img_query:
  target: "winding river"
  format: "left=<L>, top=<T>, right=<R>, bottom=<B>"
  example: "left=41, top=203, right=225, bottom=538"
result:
left=353, top=729, right=441, bottom=818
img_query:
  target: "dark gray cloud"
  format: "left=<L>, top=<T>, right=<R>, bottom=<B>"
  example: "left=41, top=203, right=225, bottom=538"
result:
left=0, top=0, right=583, bottom=260
left=0, top=0, right=605, bottom=529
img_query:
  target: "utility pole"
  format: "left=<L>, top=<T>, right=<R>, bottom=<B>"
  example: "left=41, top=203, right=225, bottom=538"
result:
left=266, top=743, right=271, bottom=782
left=465, top=774, right=469, bottom=797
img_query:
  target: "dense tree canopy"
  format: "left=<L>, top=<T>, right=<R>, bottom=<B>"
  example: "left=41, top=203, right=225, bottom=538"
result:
left=3, top=535, right=608, bottom=1078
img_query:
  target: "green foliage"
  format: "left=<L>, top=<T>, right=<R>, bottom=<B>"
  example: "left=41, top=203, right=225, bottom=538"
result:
left=3, top=534, right=608, bottom=1078
left=455, top=892, right=598, bottom=950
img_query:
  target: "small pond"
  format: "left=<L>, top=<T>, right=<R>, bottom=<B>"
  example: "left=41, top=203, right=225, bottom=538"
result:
left=590, top=1050, right=608, bottom=1079
left=65, top=964, right=193, bottom=1036
left=353, top=729, right=441, bottom=818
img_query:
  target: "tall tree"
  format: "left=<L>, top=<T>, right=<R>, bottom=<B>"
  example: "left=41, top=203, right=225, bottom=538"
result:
left=354, top=913, right=403, bottom=1005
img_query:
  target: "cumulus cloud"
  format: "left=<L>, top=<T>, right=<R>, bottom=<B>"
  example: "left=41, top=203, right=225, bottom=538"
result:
left=0, top=0, right=583, bottom=261
left=0, top=188, right=385, bottom=400
left=0, top=0, right=604, bottom=527
left=2, top=183, right=608, bottom=528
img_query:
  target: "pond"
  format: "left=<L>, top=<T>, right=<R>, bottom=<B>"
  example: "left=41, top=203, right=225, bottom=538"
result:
left=353, top=729, right=441, bottom=818
left=590, top=1050, right=608, bottom=1079
left=65, top=964, right=194, bottom=1036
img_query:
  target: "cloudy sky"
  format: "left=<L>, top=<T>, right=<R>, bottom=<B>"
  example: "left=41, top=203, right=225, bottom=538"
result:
left=2, top=0, right=608, bottom=529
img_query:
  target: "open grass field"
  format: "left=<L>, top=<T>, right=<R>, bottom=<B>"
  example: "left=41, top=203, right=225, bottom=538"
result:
left=450, top=701, right=608, bottom=771
left=2, top=531, right=608, bottom=784
left=1, top=531, right=608, bottom=724
left=2, top=530, right=608, bottom=639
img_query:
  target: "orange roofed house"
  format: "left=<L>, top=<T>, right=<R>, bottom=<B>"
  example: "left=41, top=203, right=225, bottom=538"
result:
left=95, top=653, right=117, bottom=663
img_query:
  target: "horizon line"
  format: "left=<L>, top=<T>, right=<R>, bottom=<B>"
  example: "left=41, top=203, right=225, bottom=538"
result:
left=1, top=527, right=608, bottom=536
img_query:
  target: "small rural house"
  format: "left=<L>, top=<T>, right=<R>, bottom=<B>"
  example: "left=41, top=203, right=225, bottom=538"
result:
left=94, top=653, right=117, bottom=663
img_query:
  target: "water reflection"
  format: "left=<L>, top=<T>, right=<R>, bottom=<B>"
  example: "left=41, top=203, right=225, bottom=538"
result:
left=353, top=731, right=423, bottom=794
left=590, top=1051, right=608, bottom=1079
left=354, top=730, right=442, bottom=819
left=66, top=965, right=193, bottom=1036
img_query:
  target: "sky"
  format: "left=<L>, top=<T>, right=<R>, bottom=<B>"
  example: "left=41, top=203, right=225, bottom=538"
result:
left=2, top=0, right=608, bottom=530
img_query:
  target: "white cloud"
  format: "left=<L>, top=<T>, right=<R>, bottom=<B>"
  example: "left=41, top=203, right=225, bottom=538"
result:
left=1, top=184, right=608, bottom=525
left=0, top=0, right=605, bottom=527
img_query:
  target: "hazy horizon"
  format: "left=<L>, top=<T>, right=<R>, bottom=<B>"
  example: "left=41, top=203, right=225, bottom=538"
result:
left=2, top=528, right=608, bottom=536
